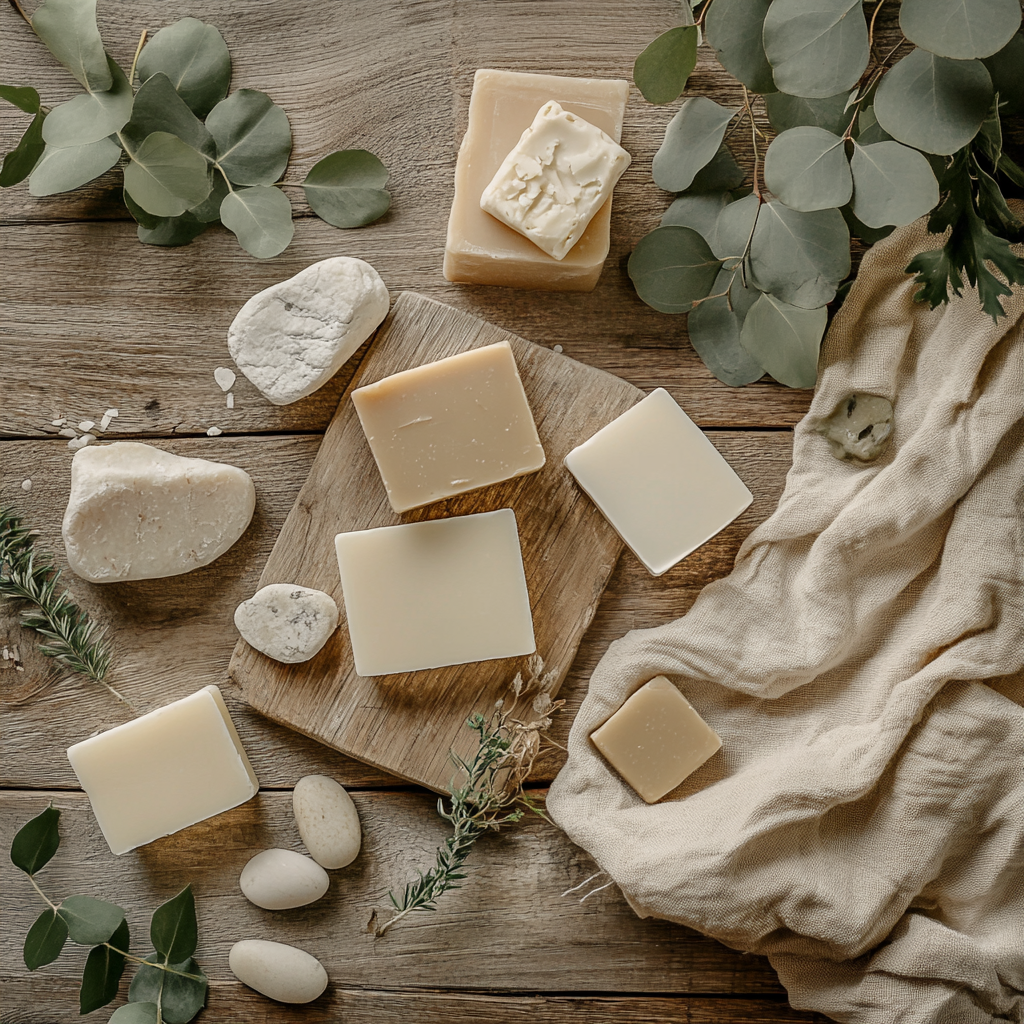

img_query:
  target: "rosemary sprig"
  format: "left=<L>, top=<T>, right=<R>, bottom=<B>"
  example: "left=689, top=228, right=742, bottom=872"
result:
left=0, top=506, right=127, bottom=704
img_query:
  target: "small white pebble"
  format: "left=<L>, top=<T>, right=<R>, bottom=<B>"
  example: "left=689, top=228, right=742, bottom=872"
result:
left=78, top=420, right=96, bottom=432
left=214, top=367, right=236, bottom=392
left=227, top=392, right=234, bottom=408
left=68, top=433, right=96, bottom=450
left=553, top=344, right=563, bottom=353
left=58, top=427, right=77, bottom=438
left=104, top=408, right=119, bottom=418
left=99, top=414, right=112, bottom=430
left=51, top=417, right=67, bottom=426
left=21, top=479, right=32, bottom=491
left=206, top=426, right=223, bottom=437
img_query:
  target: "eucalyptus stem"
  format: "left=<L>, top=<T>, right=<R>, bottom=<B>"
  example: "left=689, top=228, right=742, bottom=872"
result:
left=7, top=0, right=30, bottom=26
left=128, top=29, right=148, bottom=85
left=104, top=945, right=204, bottom=981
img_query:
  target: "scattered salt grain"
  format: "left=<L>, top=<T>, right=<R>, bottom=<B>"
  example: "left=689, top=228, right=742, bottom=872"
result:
left=21, top=479, right=32, bottom=491
left=214, top=367, right=236, bottom=392
left=105, top=408, right=119, bottom=419
left=51, top=417, right=67, bottom=426
left=79, top=420, right=96, bottom=432
left=68, top=433, right=96, bottom=450
left=553, top=344, right=563, bottom=353
left=58, top=427, right=78, bottom=438
left=226, top=392, right=234, bottom=409
left=206, top=426, right=223, bottom=437
left=100, top=414, right=112, bottom=430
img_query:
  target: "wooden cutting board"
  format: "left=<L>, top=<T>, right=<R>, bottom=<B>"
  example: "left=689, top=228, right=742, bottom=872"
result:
left=229, top=292, right=642, bottom=793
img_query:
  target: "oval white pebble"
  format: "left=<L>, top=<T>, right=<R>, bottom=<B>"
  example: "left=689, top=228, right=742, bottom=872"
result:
left=229, top=939, right=328, bottom=1004
left=239, top=848, right=329, bottom=910
left=293, top=774, right=362, bottom=870
left=234, top=584, right=339, bottom=664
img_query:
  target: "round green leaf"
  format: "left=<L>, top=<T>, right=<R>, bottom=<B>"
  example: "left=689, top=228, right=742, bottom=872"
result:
left=109, top=1004, right=159, bottom=1024
left=708, top=192, right=760, bottom=262
left=634, top=26, right=699, bottom=104
left=899, top=0, right=1021, bottom=60
left=0, top=85, right=41, bottom=114
left=765, top=90, right=855, bottom=135
left=42, top=56, right=132, bottom=149
left=79, top=918, right=128, bottom=1015
left=841, top=203, right=895, bottom=245
left=206, top=89, right=292, bottom=186
left=662, top=191, right=735, bottom=238
left=689, top=145, right=745, bottom=193
left=652, top=97, right=739, bottom=193
left=129, top=954, right=208, bottom=1024
left=983, top=32, right=1024, bottom=116
left=850, top=141, right=939, bottom=228
left=58, top=895, right=126, bottom=945
left=10, top=805, right=61, bottom=875
left=0, top=112, right=46, bottom=188
left=121, top=73, right=216, bottom=160
left=687, top=269, right=765, bottom=386
left=189, top=174, right=229, bottom=222
left=151, top=886, right=197, bottom=964
left=763, top=126, right=852, bottom=212
left=136, top=18, right=231, bottom=119
left=705, top=0, right=776, bottom=93
left=137, top=211, right=208, bottom=247
left=28, top=136, right=121, bottom=196
left=628, top=225, right=722, bottom=313
left=124, top=131, right=212, bottom=217
left=302, top=149, right=391, bottom=228
left=220, top=185, right=294, bottom=258
left=31, top=0, right=111, bottom=92
left=763, top=0, right=869, bottom=99
left=739, top=293, right=826, bottom=388
left=24, top=907, right=69, bottom=970
left=874, top=49, right=992, bottom=155
left=855, top=106, right=892, bottom=146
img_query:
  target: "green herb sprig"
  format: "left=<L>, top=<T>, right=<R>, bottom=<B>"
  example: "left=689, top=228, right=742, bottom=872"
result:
left=1, top=0, right=391, bottom=259
left=12, top=805, right=208, bottom=1022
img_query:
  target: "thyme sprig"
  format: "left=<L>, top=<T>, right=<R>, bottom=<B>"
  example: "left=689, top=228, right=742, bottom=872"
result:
left=0, top=506, right=127, bottom=704
left=373, top=656, right=564, bottom=936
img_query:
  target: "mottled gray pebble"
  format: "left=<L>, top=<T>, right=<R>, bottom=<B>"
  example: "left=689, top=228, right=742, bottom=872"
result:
left=817, top=392, right=894, bottom=462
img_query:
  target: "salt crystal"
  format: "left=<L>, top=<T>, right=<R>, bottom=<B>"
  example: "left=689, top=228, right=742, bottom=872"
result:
left=105, top=408, right=119, bottom=418
left=51, top=418, right=67, bottom=426
left=21, top=479, right=32, bottom=491
left=553, top=345, right=563, bottom=353
left=69, top=433, right=97, bottom=450
left=58, top=427, right=78, bottom=438
left=207, top=426, right=223, bottom=437
left=79, top=420, right=96, bottom=432
left=100, top=414, right=112, bottom=430
left=214, top=367, right=236, bottom=392
left=226, top=393, right=234, bottom=409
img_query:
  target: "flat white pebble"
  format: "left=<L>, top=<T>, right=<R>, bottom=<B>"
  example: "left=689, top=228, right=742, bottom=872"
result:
left=293, top=774, right=362, bottom=869
left=239, top=848, right=329, bottom=910
left=229, top=939, right=328, bottom=1004
left=21, top=479, right=32, bottom=491
left=234, top=584, right=339, bottom=664
left=206, top=426, right=223, bottom=436
left=79, top=420, right=95, bottom=432
left=214, top=366, right=236, bottom=392
left=68, top=433, right=96, bottom=450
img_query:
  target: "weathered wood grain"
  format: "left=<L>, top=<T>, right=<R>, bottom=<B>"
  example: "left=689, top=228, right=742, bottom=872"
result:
left=0, top=429, right=793, bottom=789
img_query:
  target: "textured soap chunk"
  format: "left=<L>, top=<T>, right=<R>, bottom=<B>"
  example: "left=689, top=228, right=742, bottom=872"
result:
left=334, top=509, right=536, bottom=676
left=591, top=676, right=722, bottom=803
left=293, top=774, right=361, bottom=869
left=352, top=341, right=545, bottom=512
left=817, top=392, right=894, bottom=462
left=229, top=939, right=328, bottom=1004
left=564, top=388, right=752, bottom=576
left=239, top=848, right=330, bottom=910
left=481, top=100, right=631, bottom=260
left=228, top=256, right=389, bottom=405
left=444, top=69, right=629, bottom=291
left=62, top=442, right=255, bottom=583
left=234, top=584, right=339, bottom=664
left=67, top=685, right=259, bottom=855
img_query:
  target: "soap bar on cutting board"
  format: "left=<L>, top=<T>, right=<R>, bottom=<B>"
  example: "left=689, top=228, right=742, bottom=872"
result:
left=444, top=69, right=629, bottom=291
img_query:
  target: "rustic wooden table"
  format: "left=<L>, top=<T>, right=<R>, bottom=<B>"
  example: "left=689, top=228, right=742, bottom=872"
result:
left=1, top=1, right=832, bottom=1020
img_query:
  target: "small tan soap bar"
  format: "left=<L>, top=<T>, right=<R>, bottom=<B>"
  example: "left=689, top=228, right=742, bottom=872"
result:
left=591, top=676, right=721, bottom=803
left=444, top=68, right=629, bottom=291
left=67, top=685, right=259, bottom=855
left=351, top=341, right=545, bottom=513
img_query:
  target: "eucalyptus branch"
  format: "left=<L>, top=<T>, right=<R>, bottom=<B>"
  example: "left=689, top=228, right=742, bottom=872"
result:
left=128, top=29, right=148, bottom=85
left=867, top=0, right=886, bottom=61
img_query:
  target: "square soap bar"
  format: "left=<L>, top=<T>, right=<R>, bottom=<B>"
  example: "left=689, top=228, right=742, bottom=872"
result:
left=334, top=509, right=536, bottom=676
left=67, top=685, right=259, bottom=855
left=564, top=388, right=752, bottom=576
left=591, top=676, right=722, bottom=803
left=351, top=341, right=545, bottom=513
left=444, top=69, right=629, bottom=291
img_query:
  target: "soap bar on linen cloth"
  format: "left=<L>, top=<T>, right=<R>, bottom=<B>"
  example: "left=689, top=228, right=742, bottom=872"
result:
left=67, top=685, right=259, bottom=855
left=62, top=441, right=255, bottom=582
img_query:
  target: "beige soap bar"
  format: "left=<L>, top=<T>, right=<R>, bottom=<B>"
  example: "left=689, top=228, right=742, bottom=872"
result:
left=564, top=388, right=753, bottom=576
left=591, top=676, right=722, bottom=803
left=334, top=509, right=535, bottom=677
left=351, top=341, right=545, bottom=513
left=67, top=685, right=259, bottom=855
left=444, top=69, right=629, bottom=291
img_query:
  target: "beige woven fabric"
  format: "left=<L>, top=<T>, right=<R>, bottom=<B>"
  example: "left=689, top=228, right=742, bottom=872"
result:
left=547, top=213, right=1024, bottom=1023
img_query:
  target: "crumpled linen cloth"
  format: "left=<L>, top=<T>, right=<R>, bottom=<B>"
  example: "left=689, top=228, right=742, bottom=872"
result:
left=547, top=213, right=1024, bottom=1023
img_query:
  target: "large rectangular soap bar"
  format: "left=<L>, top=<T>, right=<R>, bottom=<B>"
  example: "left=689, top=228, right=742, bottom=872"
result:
left=352, top=340, right=545, bottom=513
left=67, top=685, right=259, bottom=855
left=335, top=509, right=536, bottom=676
left=444, top=69, right=629, bottom=292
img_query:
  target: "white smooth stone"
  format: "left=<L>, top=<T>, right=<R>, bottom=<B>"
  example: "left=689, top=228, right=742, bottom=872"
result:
left=234, top=584, right=339, bottom=664
left=228, top=256, right=389, bottom=405
left=292, top=775, right=362, bottom=870
left=62, top=442, right=255, bottom=582
left=229, top=939, right=328, bottom=1004
left=239, top=848, right=329, bottom=910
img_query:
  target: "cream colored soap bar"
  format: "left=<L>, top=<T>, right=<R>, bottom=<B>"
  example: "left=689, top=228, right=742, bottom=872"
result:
left=334, top=509, right=535, bottom=677
left=444, top=69, right=629, bottom=291
left=564, top=388, right=753, bottom=576
left=591, top=676, right=721, bottom=803
left=351, top=341, right=545, bottom=513
left=67, top=685, right=259, bottom=855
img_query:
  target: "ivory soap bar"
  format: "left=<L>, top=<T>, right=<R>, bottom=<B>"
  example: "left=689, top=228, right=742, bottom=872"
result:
left=67, top=685, right=259, bottom=855
left=334, top=509, right=535, bottom=676
left=351, top=341, right=545, bottom=512
left=591, top=676, right=722, bottom=803
left=444, top=69, right=629, bottom=291
left=564, top=388, right=753, bottom=576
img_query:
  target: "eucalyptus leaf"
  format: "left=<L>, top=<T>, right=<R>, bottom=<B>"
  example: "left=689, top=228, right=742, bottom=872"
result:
left=220, top=185, right=294, bottom=258
left=124, top=131, right=212, bottom=217
left=634, top=26, right=699, bottom=104
left=137, top=211, right=208, bottom=247
left=763, top=0, right=869, bottom=99
left=763, top=126, right=852, bottom=212
left=841, top=204, right=895, bottom=245
left=121, top=73, right=216, bottom=160
left=662, top=191, right=735, bottom=238
left=850, top=141, right=939, bottom=228
left=79, top=918, right=128, bottom=1015
left=28, top=136, right=121, bottom=196
left=874, top=49, right=992, bottom=155
left=628, top=225, right=722, bottom=313
left=31, top=0, right=111, bottom=92
left=124, top=188, right=161, bottom=228
left=109, top=1004, right=159, bottom=1024
left=704, top=0, right=775, bottom=93
left=689, top=145, right=745, bottom=193
left=974, top=159, right=1023, bottom=239
left=983, top=32, right=1024, bottom=116
left=206, top=89, right=291, bottom=186
left=899, top=0, right=1021, bottom=60
left=687, top=268, right=765, bottom=386
left=708, top=192, right=760, bottom=262
left=739, top=293, right=826, bottom=388
left=0, top=85, right=41, bottom=113
left=765, top=90, right=854, bottom=135
left=189, top=174, right=229, bottom=222
left=10, top=805, right=61, bottom=876
left=129, top=954, right=208, bottom=1024
left=151, top=886, right=197, bottom=963
left=0, top=112, right=45, bottom=187
left=59, top=895, right=126, bottom=945
left=137, top=18, right=231, bottom=119
left=855, top=106, right=892, bottom=146
left=24, top=907, right=68, bottom=970
left=302, top=149, right=391, bottom=228
left=652, top=97, right=738, bottom=193
left=42, top=55, right=132, bottom=149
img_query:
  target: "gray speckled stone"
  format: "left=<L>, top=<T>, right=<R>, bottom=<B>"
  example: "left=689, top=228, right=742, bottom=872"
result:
left=817, top=393, right=894, bottom=462
left=234, top=584, right=338, bottom=664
